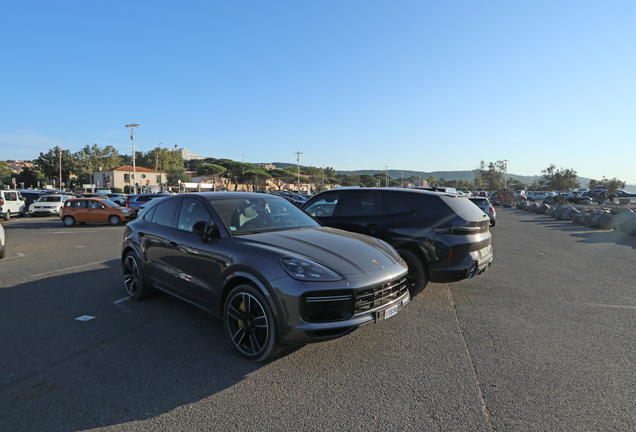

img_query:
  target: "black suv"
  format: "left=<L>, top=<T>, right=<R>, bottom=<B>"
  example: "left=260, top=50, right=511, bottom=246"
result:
left=302, top=188, right=494, bottom=292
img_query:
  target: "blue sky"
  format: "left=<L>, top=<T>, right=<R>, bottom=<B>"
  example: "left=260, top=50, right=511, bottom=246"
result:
left=1, top=1, right=635, bottom=183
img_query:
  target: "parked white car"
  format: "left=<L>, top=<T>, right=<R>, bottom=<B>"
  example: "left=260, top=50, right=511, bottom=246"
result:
left=29, top=194, right=72, bottom=217
left=0, top=190, right=26, bottom=221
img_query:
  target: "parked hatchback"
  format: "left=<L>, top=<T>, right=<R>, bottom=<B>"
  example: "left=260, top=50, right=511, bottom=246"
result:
left=302, top=188, right=494, bottom=292
left=61, top=198, right=135, bottom=226
left=121, top=192, right=410, bottom=361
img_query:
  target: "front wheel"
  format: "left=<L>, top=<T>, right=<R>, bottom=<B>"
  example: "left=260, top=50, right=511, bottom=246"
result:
left=397, top=249, right=428, bottom=295
left=63, top=216, right=75, bottom=226
left=109, top=215, right=121, bottom=225
left=224, top=285, right=279, bottom=362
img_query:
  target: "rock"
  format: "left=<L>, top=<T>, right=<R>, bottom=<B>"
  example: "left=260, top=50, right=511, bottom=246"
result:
left=586, top=209, right=615, bottom=229
left=502, top=202, right=513, bottom=208
left=556, top=206, right=573, bottom=220
left=613, top=211, right=636, bottom=235
left=517, top=201, right=528, bottom=210
left=536, top=204, right=550, bottom=214
left=526, top=203, right=538, bottom=212
left=619, top=198, right=631, bottom=205
left=544, top=196, right=555, bottom=205
left=610, top=207, right=631, bottom=215
left=564, top=208, right=580, bottom=221
left=572, top=212, right=589, bottom=225
left=603, top=199, right=612, bottom=205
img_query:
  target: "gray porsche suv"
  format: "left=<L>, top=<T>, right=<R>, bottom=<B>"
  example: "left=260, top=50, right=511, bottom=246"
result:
left=121, top=192, right=409, bottom=362
left=302, top=188, right=494, bottom=292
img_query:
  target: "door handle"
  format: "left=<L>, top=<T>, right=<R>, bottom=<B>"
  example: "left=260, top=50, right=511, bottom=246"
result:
left=169, top=242, right=178, bottom=248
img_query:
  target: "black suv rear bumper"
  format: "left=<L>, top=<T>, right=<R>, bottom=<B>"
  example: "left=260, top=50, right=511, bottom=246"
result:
left=428, top=244, right=494, bottom=283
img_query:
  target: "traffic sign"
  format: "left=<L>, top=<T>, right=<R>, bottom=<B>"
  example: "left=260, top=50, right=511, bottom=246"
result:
left=146, top=180, right=150, bottom=184
left=60, top=182, right=65, bottom=186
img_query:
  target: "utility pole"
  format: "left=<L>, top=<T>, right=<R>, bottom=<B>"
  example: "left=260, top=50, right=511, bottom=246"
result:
left=294, top=152, right=303, bottom=192
left=125, top=124, right=140, bottom=194
left=322, top=165, right=325, bottom=192
left=58, top=141, right=62, bottom=190
left=385, top=166, right=388, bottom=187
left=242, top=154, right=245, bottom=191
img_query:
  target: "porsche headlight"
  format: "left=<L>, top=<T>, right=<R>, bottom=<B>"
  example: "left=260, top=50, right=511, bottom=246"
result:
left=280, top=256, right=342, bottom=281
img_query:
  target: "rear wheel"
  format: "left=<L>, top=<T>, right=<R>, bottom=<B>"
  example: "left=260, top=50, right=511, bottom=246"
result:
left=109, top=215, right=121, bottom=225
left=123, top=252, right=153, bottom=299
left=3, top=211, right=10, bottom=221
left=397, top=249, right=428, bottom=294
left=224, top=285, right=279, bottom=362
left=490, top=219, right=496, bottom=227
left=63, top=216, right=75, bottom=226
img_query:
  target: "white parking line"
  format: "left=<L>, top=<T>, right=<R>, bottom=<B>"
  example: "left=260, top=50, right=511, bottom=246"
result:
left=586, top=303, right=636, bottom=310
left=31, top=258, right=119, bottom=278
left=113, top=297, right=130, bottom=304
left=4, top=252, right=26, bottom=260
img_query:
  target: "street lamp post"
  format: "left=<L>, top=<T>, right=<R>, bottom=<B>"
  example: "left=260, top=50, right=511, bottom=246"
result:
left=294, top=152, right=303, bottom=192
left=242, top=154, right=245, bottom=191
left=385, top=166, right=388, bottom=187
left=125, top=123, right=140, bottom=194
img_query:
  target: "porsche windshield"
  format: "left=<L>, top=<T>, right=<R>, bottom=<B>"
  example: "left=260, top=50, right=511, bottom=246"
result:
left=209, top=197, right=320, bottom=235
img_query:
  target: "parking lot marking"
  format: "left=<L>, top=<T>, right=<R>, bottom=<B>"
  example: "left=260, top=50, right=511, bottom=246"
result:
left=113, top=297, right=130, bottom=304
left=586, top=303, right=636, bottom=310
left=31, top=258, right=119, bottom=278
left=4, top=252, right=26, bottom=260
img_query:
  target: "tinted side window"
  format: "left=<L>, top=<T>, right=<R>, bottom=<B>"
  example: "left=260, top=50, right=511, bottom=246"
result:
left=304, top=192, right=341, bottom=217
left=339, top=192, right=387, bottom=217
left=177, top=198, right=212, bottom=232
left=150, top=199, right=180, bottom=228
left=385, top=195, right=415, bottom=215
left=70, top=200, right=87, bottom=209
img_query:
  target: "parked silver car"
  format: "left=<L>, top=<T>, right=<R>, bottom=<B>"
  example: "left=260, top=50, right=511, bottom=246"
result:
left=468, top=197, right=496, bottom=227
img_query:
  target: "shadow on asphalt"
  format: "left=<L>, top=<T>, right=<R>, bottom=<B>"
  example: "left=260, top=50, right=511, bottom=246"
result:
left=0, top=260, right=290, bottom=431
left=511, top=211, right=636, bottom=248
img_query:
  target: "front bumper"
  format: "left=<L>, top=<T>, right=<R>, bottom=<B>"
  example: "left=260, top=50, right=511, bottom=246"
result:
left=272, top=265, right=410, bottom=344
left=29, top=208, right=60, bottom=216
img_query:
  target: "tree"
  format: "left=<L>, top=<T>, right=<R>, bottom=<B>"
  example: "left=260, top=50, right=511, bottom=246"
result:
left=36, top=147, right=77, bottom=186
left=74, top=144, right=122, bottom=186
left=243, top=168, right=271, bottom=191
left=196, top=164, right=227, bottom=186
left=588, top=177, right=626, bottom=192
left=16, top=167, right=47, bottom=189
left=359, top=174, right=377, bottom=188
left=136, top=146, right=184, bottom=173
left=474, top=160, right=506, bottom=191
left=269, top=169, right=296, bottom=190
left=538, top=165, right=580, bottom=198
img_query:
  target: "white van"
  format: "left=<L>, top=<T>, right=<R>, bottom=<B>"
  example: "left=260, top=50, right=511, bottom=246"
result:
left=0, top=190, right=26, bottom=220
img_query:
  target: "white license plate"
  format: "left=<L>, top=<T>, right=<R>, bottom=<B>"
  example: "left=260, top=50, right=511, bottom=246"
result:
left=479, top=246, right=489, bottom=258
left=383, top=304, right=399, bottom=320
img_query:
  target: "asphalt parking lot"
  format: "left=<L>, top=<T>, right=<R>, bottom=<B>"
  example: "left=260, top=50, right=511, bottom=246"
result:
left=1, top=210, right=636, bottom=431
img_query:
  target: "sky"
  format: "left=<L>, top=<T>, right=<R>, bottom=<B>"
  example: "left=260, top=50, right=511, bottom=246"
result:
left=1, top=0, right=635, bottom=183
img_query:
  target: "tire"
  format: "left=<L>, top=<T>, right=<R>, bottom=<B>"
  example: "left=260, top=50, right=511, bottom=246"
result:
left=397, top=249, right=428, bottom=294
left=0, top=242, right=5, bottom=259
left=109, top=215, right=121, bottom=226
left=122, top=252, right=153, bottom=300
left=3, top=211, right=10, bottom=221
left=490, top=219, right=496, bottom=227
left=19, top=209, right=26, bottom=217
left=224, top=285, right=279, bottom=362
left=63, top=216, right=75, bottom=226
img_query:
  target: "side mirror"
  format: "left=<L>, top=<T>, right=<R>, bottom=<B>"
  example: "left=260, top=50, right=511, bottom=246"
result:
left=192, top=221, right=218, bottom=243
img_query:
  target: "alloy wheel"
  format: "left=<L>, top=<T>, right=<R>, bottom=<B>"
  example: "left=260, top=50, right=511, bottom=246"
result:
left=225, top=292, right=269, bottom=357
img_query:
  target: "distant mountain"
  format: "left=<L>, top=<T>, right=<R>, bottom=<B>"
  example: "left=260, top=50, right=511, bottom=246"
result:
left=265, top=163, right=636, bottom=192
